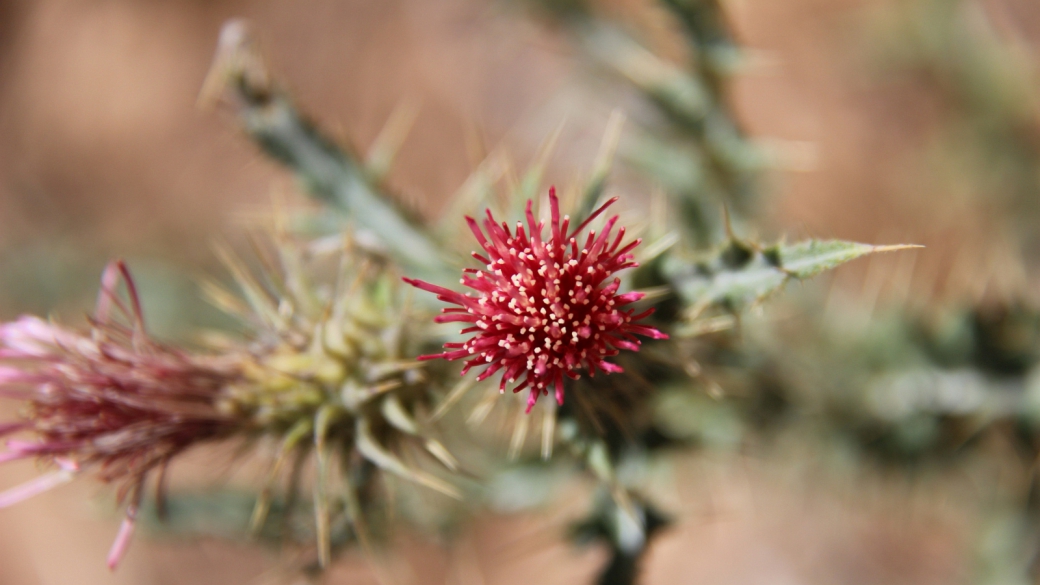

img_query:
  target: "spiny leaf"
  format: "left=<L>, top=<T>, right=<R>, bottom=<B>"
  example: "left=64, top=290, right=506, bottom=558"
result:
left=354, top=418, right=461, bottom=499
left=364, top=98, right=420, bottom=182
left=249, top=419, right=313, bottom=535
left=313, top=405, right=337, bottom=568
left=781, top=241, right=917, bottom=279
left=423, top=439, right=459, bottom=471
left=668, top=239, right=920, bottom=317
left=381, top=394, right=419, bottom=435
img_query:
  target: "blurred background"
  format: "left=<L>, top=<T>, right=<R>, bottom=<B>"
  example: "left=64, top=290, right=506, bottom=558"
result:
left=0, top=0, right=1038, bottom=583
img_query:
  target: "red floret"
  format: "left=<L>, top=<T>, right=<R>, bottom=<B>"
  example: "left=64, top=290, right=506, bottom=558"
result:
left=405, top=187, right=667, bottom=413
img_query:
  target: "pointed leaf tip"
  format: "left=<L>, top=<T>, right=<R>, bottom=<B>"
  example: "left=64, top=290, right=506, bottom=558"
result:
left=671, top=238, right=920, bottom=313
left=779, top=240, right=921, bottom=279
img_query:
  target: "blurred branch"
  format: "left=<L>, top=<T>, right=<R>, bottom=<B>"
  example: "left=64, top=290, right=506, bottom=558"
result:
left=509, top=0, right=764, bottom=241
left=658, top=0, right=741, bottom=99
left=201, top=19, right=452, bottom=283
left=572, top=18, right=761, bottom=221
left=570, top=492, right=670, bottom=585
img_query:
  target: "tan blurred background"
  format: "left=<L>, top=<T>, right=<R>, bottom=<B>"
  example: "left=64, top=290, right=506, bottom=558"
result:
left=0, top=0, right=1036, bottom=582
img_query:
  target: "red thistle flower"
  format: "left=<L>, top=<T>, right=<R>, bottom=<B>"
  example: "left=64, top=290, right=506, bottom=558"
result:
left=0, top=261, right=239, bottom=569
left=405, top=188, right=667, bottom=413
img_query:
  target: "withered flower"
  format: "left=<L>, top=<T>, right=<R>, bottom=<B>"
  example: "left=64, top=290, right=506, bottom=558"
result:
left=0, top=261, right=239, bottom=569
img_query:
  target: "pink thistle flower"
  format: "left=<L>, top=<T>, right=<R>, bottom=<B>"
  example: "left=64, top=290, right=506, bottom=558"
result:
left=0, top=261, right=239, bottom=569
left=405, top=187, right=667, bottom=413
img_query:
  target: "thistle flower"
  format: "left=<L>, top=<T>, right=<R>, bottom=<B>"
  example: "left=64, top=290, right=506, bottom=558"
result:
left=0, top=261, right=240, bottom=569
left=405, top=188, right=667, bottom=413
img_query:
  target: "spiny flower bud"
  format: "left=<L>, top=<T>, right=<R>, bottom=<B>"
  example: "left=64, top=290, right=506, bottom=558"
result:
left=207, top=233, right=458, bottom=567
left=404, top=188, right=667, bottom=413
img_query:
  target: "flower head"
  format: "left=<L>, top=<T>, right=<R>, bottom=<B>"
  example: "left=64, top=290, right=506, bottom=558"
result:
left=0, top=261, right=239, bottom=569
left=405, top=188, right=667, bottom=413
